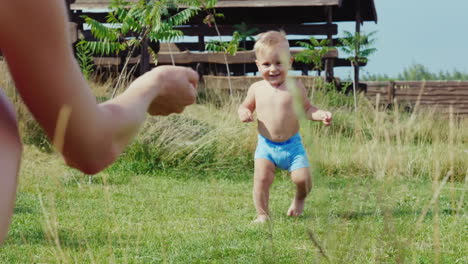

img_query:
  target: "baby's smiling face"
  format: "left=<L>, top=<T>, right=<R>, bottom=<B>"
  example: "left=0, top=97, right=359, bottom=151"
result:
left=255, top=45, right=292, bottom=87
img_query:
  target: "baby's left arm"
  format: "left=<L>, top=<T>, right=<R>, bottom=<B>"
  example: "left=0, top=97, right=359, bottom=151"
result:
left=299, top=82, right=332, bottom=126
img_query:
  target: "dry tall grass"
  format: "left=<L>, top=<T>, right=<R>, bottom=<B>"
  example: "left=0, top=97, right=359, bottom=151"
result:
left=1, top=61, right=467, bottom=181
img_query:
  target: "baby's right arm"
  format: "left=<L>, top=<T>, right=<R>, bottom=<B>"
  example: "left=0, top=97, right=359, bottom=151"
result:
left=238, top=84, right=256, bottom=122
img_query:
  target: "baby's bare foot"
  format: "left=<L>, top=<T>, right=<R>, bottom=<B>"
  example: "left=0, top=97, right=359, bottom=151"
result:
left=287, top=199, right=305, bottom=217
left=253, top=215, right=269, bottom=223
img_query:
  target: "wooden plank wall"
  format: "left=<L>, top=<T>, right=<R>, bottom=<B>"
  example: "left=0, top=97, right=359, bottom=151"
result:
left=365, top=81, right=468, bottom=115
left=203, top=75, right=326, bottom=91
left=203, top=77, right=468, bottom=115
left=92, top=49, right=337, bottom=66
left=90, top=49, right=340, bottom=76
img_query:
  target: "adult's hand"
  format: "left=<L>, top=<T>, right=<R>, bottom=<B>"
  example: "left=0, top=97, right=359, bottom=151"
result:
left=132, top=66, right=199, bottom=116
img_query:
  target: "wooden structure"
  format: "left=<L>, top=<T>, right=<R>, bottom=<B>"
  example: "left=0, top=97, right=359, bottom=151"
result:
left=66, top=0, right=377, bottom=78
left=366, top=81, right=468, bottom=115
left=203, top=77, right=468, bottom=116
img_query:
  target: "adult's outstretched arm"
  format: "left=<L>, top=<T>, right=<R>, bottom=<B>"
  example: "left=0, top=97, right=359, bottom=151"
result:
left=0, top=0, right=198, bottom=174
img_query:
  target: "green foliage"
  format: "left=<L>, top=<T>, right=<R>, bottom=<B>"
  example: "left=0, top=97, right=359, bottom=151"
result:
left=233, top=22, right=258, bottom=45
left=205, top=31, right=242, bottom=55
left=362, top=64, right=468, bottom=81
left=20, top=119, right=53, bottom=153
left=293, top=37, right=331, bottom=75
left=110, top=112, right=254, bottom=175
left=361, top=72, right=392, bottom=81
left=205, top=22, right=258, bottom=55
left=398, top=64, right=468, bottom=81
left=339, top=30, right=377, bottom=65
left=80, top=0, right=203, bottom=59
left=75, top=41, right=95, bottom=80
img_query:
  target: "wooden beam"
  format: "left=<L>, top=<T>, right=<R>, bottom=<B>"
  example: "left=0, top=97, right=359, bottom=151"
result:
left=393, top=81, right=468, bottom=87
left=91, top=49, right=340, bottom=74
left=71, top=0, right=340, bottom=9
left=68, top=22, right=78, bottom=43
left=157, top=49, right=337, bottom=65
left=71, top=0, right=138, bottom=9
left=175, top=24, right=337, bottom=36
left=231, top=38, right=343, bottom=50
left=91, top=51, right=363, bottom=72
left=333, top=58, right=366, bottom=67
left=213, top=0, right=340, bottom=7
left=80, top=35, right=342, bottom=51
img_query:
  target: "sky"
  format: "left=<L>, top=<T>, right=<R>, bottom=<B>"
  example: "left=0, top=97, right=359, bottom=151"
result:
left=333, top=0, right=468, bottom=79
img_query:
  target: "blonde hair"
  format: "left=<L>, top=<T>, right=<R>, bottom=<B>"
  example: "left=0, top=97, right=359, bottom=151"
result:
left=254, top=30, right=290, bottom=57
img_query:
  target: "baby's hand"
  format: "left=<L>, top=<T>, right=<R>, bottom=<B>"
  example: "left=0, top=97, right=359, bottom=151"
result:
left=133, top=66, right=199, bottom=116
left=238, top=108, right=254, bottom=122
left=312, top=110, right=332, bottom=126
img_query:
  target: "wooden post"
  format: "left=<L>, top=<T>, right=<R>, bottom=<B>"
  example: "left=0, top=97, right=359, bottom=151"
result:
left=325, top=6, right=334, bottom=82
left=301, top=65, right=309, bottom=76
left=197, top=33, right=206, bottom=76
left=139, top=0, right=150, bottom=75
left=65, top=0, right=78, bottom=59
left=139, top=38, right=150, bottom=75
left=387, top=81, right=395, bottom=106
left=64, top=0, right=74, bottom=17
left=354, top=0, right=362, bottom=91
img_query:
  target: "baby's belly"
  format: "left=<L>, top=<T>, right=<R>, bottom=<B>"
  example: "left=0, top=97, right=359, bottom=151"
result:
left=257, top=118, right=300, bottom=142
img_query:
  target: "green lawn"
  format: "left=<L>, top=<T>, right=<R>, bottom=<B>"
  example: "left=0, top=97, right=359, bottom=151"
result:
left=1, top=147, right=466, bottom=263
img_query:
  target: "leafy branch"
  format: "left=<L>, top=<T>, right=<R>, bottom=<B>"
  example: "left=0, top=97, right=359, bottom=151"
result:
left=293, top=37, right=331, bottom=76
left=78, top=0, right=202, bottom=92
left=339, top=30, right=377, bottom=65
left=339, top=30, right=377, bottom=111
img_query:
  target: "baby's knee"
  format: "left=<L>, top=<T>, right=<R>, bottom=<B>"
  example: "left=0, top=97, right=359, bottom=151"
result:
left=255, top=173, right=274, bottom=185
left=292, top=172, right=312, bottom=187
left=296, top=176, right=312, bottom=187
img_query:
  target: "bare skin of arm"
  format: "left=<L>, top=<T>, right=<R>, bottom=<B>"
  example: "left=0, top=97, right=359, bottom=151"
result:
left=0, top=0, right=198, bottom=173
left=299, top=81, right=332, bottom=125
left=238, top=83, right=256, bottom=122
left=0, top=0, right=198, bottom=244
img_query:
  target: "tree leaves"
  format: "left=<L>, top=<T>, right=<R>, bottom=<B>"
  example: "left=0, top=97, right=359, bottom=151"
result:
left=293, top=36, right=330, bottom=75
left=79, top=0, right=205, bottom=73
left=339, top=30, right=377, bottom=64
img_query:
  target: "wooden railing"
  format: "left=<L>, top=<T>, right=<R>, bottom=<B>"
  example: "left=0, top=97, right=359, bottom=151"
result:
left=365, top=81, right=468, bottom=115
left=93, top=49, right=338, bottom=66
left=201, top=77, right=468, bottom=115
left=91, top=49, right=342, bottom=75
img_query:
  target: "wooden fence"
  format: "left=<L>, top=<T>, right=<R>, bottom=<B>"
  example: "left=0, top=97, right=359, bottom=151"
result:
left=203, top=75, right=325, bottom=92
left=203, top=77, right=468, bottom=115
left=365, top=81, right=468, bottom=115
left=91, top=48, right=341, bottom=76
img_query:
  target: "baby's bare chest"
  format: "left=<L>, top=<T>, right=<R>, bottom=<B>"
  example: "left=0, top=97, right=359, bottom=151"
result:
left=256, top=90, right=294, bottom=110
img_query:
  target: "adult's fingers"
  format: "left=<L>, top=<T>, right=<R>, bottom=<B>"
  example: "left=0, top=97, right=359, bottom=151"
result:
left=185, top=67, right=200, bottom=88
